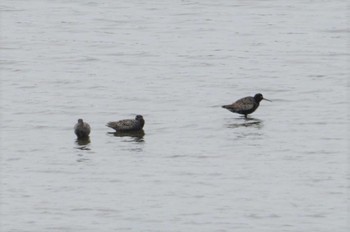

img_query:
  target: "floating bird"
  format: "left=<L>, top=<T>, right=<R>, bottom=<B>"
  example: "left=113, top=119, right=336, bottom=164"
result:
left=74, top=119, right=91, bottom=139
left=106, top=115, right=145, bottom=132
left=222, top=93, right=271, bottom=118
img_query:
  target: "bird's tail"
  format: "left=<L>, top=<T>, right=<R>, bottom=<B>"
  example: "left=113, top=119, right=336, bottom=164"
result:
left=106, top=122, right=114, bottom=128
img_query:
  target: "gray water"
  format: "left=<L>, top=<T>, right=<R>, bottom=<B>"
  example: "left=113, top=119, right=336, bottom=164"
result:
left=1, top=0, right=349, bottom=231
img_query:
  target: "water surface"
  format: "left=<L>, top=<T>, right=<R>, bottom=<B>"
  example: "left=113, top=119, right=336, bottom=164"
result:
left=1, top=0, right=349, bottom=231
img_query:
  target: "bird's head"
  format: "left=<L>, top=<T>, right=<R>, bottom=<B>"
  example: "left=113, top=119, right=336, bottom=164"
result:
left=135, top=115, right=143, bottom=120
left=254, top=93, right=271, bottom=103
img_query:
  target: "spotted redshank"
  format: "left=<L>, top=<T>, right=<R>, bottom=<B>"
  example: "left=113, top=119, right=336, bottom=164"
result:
left=222, top=93, right=271, bottom=118
left=74, top=118, right=91, bottom=139
left=106, top=115, right=145, bottom=132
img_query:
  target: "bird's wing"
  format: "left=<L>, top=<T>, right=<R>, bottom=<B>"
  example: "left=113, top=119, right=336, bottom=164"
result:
left=83, top=123, right=91, bottom=133
left=231, top=97, right=255, bottom=111
left=107, top=119, right=136, bottom=130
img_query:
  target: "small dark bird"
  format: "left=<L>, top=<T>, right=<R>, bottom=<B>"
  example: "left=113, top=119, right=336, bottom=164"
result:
left=222, top=93, right=271, bottom=118
left=106, top=115, right=145, bottom=132
left=74, top=119, right=91, bottom=139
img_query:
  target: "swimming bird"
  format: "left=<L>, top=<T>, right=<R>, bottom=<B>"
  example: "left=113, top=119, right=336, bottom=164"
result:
left=222, top=93, right=271, bottom=118
left=74, top=119, right=91, bottom=139
left=106, top=115, right=145, bottom=132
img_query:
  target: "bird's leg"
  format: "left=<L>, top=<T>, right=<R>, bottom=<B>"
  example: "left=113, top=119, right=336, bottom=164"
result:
left=244, top=114, right=248, bottom=119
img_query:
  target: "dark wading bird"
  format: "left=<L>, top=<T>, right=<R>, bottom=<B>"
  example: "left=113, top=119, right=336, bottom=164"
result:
left=222, top=93, right=271, bottom=118
left=74, top=119, right=91, bottom=139
left=106, top=115, right=145, bottom=132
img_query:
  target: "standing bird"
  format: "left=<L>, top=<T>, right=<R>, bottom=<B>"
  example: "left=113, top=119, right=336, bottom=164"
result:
left=74, top=119, right=91, bottom=139
left=222, top=93, right=271, bottom=118
left=106, top=115, right=145, bottom=132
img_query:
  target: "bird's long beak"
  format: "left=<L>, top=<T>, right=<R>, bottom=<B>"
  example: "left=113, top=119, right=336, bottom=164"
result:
left=263, top=98, right=272, bottom=102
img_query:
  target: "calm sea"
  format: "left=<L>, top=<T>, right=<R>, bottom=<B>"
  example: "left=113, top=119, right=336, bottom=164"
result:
left=1, top=0, right=349, bottom=231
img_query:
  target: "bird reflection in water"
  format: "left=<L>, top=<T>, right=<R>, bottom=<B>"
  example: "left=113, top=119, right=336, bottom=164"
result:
left=226, top=117, right=263, bottom=129
left=75, top=137, right=91, bottom=150
left=110, top=130, right=145, bottom=143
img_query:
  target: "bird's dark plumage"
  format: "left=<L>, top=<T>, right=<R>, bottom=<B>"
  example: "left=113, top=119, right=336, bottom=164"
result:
left=106, top=115, right=145, bottom=132
left=74, top=119, right=91, bottom=139
left=222, top=93, right=271, bottom=118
